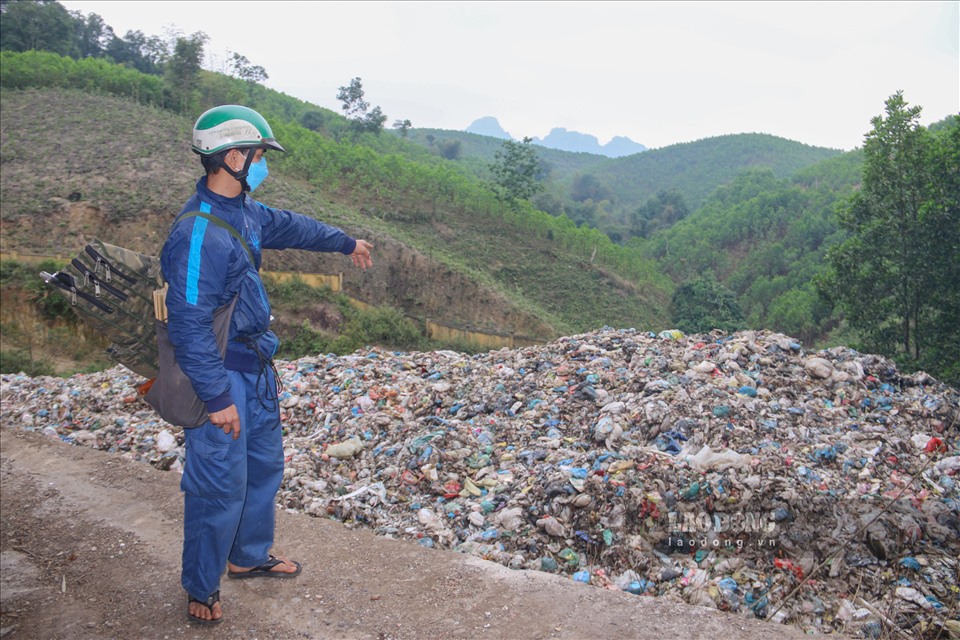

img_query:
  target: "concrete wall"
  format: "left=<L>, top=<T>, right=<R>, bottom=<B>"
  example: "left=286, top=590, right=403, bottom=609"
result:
left=424, top=320, right=544, bottom=349
left=266, top=270, right=343, bottom=292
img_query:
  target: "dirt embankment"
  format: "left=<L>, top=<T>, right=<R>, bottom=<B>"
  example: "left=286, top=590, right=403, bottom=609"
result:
left=259, top=231, right=556, bottom=338
left=1, top=199, right=555, bottom=340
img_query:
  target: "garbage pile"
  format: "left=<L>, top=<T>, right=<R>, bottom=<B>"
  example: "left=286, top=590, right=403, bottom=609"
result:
left=3, top=328, right=958, bottom=638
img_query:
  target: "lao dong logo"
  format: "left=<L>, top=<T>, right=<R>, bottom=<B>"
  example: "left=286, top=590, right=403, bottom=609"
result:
left=665, top=511, right=781, bottom=550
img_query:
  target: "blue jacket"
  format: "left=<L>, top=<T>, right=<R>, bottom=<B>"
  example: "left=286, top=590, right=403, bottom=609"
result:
left=160, top=177, right=357, bottom=413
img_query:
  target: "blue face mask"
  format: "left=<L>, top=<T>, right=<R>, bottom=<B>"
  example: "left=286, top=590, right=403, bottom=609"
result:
left=246, top=157, right=269, bottom=192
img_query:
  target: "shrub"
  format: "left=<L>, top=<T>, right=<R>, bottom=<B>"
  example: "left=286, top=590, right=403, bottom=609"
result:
left=0, top=349, right=54, bottom=377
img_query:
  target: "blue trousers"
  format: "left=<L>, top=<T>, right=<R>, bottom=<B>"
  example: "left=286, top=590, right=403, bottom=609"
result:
left=180, top=368, right=283, bottom=600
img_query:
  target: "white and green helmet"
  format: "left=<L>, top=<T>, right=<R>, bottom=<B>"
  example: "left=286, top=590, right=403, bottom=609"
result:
left=191, top=105, right=285, bottom=155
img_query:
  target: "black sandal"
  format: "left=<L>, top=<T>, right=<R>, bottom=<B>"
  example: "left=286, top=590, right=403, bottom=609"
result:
left=187, top=590, right=222, bottom=624
left=227, top=555, right=302, bottom=579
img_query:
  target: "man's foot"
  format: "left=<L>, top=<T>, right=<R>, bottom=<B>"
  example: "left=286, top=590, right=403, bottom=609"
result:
left=187, top=590, right=222, bottom=624
left=227, top=555, right=302, bottom=579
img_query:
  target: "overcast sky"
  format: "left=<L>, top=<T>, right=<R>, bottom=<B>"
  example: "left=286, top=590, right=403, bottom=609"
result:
left=60, top=1, right=959, bottom=151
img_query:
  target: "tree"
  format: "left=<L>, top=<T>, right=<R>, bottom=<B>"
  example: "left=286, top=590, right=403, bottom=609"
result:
left=336, top=77, right=386, bottom=136
left=765, top=285, right=829, bottom=345
left=361, top=105, right=387, bottom=135
left=632, top=189, right=689, bottom=238
left=919, top=119, right=960, bottom=383
left=301, top=110, right=327, bottom=132
left=337, top=77, right=368, bottom=118
left=393, top=118, right=412, bottom=137
left=164, top=31, right=208, bottom=114
left=532, top=191, right=565, bottom=217
left=70, top=10, right=113, bottom=58
left=104, top=29, right=167, bottom=74
left=818, top=92, right=959, bottom=379
left=917, top=116, right=960, bottom=385
left=0, top=0, right=77, bottom=56
left=230, top=52, right=268, bottom=83
left=670, top=272, right=744, bottom=334
left=489, top=136, right=543, bottom=205
left=438, top=139, right=461, bottom=160
left=570, top=173, right=610, bottom=203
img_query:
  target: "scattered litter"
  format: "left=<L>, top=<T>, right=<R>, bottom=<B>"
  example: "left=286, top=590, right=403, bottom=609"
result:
left=3, top=327, right=958, bottom=637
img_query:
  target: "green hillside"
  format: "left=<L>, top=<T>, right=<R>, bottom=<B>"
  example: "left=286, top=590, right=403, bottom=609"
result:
left=0, top=87, right=671, bottom=333
left=590, top=133, right=844, bottom=210
left=0, top=52, right=674, bottom=354
left=636, top=153, right=864, bottom=344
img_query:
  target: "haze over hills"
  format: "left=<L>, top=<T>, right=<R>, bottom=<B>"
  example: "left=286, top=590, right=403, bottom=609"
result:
left=465, top=116, right=647, bottom=158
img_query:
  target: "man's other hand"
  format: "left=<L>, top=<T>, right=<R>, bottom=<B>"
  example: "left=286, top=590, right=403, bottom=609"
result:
left=210, top=404, right=241, bottom=439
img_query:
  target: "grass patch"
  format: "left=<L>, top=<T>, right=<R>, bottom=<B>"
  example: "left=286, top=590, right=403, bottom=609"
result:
left=265, top=276, right=425, bottom=358
left=0, top=349, right=55, bottom=377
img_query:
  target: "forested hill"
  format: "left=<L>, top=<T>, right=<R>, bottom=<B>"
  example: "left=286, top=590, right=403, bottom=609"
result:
left=401, top=128, right=845, bottom=245
left=404, top=129, right=842, bottom=212
left=585, top=133, right=844, bottom=211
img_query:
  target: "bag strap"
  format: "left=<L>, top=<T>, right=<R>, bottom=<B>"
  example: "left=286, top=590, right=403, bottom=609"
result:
left=176, top=211, right=255, bottom=267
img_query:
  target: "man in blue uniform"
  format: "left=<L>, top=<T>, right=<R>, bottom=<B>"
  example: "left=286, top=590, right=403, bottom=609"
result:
left=161, top=105, right=373, bottom=624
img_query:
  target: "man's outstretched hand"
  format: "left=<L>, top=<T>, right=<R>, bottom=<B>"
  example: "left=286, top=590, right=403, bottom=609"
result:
left=350, top=239, right=374, bottom=270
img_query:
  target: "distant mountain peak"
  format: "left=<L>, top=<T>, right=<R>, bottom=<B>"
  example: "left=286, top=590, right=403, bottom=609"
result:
left=533, top=128, right=600, bottom=155
left=465, top=117, right=512, bottom=140
left=603, top=136, right=648, bottom=158
left=533, top=128, right=647, bottom=158
left=464, top=118, right=646, bottom=158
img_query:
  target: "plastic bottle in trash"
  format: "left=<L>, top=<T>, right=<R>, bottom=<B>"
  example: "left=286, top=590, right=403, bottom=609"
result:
left=718, top=577, right=739, bottom=608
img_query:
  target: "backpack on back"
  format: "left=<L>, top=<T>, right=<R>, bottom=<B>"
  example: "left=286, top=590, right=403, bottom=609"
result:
left=41, top=239, right=164, bottom=379
left=39, top=212, right=254, bottom=427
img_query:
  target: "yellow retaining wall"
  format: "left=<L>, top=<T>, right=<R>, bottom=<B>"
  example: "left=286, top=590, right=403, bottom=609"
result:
left=425, top=319, right=546, bottom=349
left=347, top=297, right=373, bottom=312
left=0, top=251, right=69, bottom=265
left=263, top=271, right=342, bottom=292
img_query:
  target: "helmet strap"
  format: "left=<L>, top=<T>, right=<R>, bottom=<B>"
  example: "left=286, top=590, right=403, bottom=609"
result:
left=215, top=148, right=256, bottom=191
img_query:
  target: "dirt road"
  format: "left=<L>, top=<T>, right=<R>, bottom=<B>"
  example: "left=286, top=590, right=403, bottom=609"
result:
left=0, top=428, right=820, bottom=640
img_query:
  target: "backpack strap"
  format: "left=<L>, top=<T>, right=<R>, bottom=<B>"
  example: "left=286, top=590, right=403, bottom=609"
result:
left=176, top=211, right=255, bottom=267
